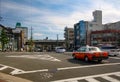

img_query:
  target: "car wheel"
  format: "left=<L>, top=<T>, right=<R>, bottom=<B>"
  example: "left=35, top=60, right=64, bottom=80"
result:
left=114, top=55, right=117, bottom=56
left=84, top=56, right=89, bottom=62
left=98, top=59, right=102, bottom=63
left=72, top=54, right=76, bottom=59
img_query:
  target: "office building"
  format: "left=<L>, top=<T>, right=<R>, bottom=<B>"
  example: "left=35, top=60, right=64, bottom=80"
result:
left=74, top=10, right=103, bottom=48
left=64, top=27, right=74, bottom=50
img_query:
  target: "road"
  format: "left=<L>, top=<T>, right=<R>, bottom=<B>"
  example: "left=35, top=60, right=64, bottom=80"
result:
left=0, top=52, right=120, bottom=82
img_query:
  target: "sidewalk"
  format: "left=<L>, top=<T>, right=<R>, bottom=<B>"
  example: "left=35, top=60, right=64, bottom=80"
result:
left=0, top=72, right=32, bottom=82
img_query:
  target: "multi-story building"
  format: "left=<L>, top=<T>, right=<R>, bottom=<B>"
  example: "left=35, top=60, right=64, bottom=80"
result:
left=14, top=22, right=28, bottom=50
left=91, top=29, right=120, bottom=46
left=74, top=21, right=87, bottom=49
left=103, top=21, right=120, bottom=30
left=91, top=21, right=120, bottom=46
left=0, top=23, right=28, bottom=51
left=64, top=27, right=74, bottom=50
left=74, top=10, right=103, bottom=48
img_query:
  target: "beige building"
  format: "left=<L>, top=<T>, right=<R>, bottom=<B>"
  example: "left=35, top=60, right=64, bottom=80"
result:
left=0, top=23, right=28, bottom=51
left=87, top=10, right=103, bottom=45
left=103, top=21, right=120, bottom=30
left=64, top=27, right=74, bottom=50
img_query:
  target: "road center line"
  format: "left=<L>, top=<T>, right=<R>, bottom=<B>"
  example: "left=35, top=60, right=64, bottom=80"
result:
left=57, top=62, right=120, bottom=71
left=13, top=62, right=120, bottom=75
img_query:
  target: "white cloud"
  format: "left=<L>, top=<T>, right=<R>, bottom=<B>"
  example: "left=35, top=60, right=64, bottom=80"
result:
left=1, top=0, right=120, bottom=39
left=90, top=0, right=120, bottom=24
left=35, top=0, right=66, bottom=5
left=33, top=33, right=44, bottom=37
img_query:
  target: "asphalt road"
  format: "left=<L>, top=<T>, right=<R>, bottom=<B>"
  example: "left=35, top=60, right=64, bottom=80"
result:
left=0, top=52, right=120, bottom=82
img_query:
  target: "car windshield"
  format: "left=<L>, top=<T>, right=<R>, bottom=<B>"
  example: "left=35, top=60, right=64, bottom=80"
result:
left=58, top=48, right=65, bottom=49
left=89, top=47, right=101, bottom=52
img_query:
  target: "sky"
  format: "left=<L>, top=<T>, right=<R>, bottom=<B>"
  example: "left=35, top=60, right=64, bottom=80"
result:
left=0, top=0, right=120, bottom=40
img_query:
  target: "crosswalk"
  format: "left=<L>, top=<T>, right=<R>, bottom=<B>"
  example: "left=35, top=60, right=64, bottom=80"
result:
left=0, top=64, right=120, bottom=82
left=52, top=72, right=120, bottom=82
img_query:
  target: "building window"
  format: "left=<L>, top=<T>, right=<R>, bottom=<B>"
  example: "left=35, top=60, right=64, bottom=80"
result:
left=89, top=24, right=93, bottom=27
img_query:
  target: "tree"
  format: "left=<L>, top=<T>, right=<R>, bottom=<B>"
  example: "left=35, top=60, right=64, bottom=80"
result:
left=28, top=38, right=34, bottom=52
left=0, top=29, right=9, bottom=51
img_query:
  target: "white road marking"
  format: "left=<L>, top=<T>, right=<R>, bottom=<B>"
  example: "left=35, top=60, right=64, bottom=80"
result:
left=0, top=64, right=25, bottom=75
left=85, top=78, right=100, bottom=82
left=110, top=57, right=120, bottom=60
left=115, top=73, right=120, bottom=77
left=51, top=72, right=120, bottom=82
left=0, top=66, right=8, bottom=70
left=69, top=81, right=78, bottom=82
left=102, top=76, right=120, bottom=82
left=57, top=63, right=120, bottom=71
left=10, top=69, right=26, bottom=75
left=0, top=63, right=120, bottom=75
left=6, top=55, right=61, bottom=62
left=9, top=63, right=120, bottom=75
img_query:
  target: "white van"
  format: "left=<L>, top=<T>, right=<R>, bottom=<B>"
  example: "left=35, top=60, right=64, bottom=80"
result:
left=55, top=47, right=66, bottom=53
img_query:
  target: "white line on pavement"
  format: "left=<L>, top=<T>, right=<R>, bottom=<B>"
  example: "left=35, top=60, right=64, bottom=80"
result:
left=51, top=72, right=120, bottom=82
left=7, top=55, right=61, bottom=62
left=0, top=63, right=120, bottom=75
left=11, top=62, right=120, bottom=75
left=85, top=78, right=100, bottom=82
left=0, top=64, right=25, bottom=75
left=57, top=62, right=120, bottom=71
left=110, top=57, right=120, bottom=60
left=0, top=66, right=8, bottom=70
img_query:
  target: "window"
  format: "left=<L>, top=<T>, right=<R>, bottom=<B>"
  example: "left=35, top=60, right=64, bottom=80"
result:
left=89, top=24, right=93, bottom=27
left=77, top=47, right=86, bottom=52
left=89, top=48, right=97, bottom=51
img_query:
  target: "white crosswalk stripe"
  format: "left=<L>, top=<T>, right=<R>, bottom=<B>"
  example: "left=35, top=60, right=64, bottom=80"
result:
left=101, top=76, right=120, bottom=82
left=69, top=80, right=78, bottom=82
left=52, top=72, right=120, bottom=82
left=85, top=78, right=100, bottom=82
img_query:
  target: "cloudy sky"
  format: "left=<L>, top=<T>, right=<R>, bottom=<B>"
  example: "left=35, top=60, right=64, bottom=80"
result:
left=0, top=0, right=120, bottom=40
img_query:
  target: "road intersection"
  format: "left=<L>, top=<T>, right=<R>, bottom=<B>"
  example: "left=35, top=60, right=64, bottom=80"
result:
left=0, top=52, right=120, bottom=82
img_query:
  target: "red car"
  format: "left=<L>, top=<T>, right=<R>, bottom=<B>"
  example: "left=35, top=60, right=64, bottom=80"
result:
left=72, top=45, right=109, bottom=62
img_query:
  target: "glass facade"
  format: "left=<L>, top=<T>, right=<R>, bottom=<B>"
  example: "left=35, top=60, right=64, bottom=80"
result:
left=74, top=20, right=87, bottom=49
left=79, top=21, right=86, bottom=46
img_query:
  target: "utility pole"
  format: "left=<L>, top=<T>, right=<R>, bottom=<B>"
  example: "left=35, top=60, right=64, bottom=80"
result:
left=57, top=34, right=59, bottom=46
left=29, top=27, right=33, bottom=52
left=30, top=27, right=33, bottom=41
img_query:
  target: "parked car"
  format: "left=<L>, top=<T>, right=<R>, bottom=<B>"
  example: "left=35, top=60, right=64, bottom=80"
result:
left=72, top=45, right=109, bottom=62
left=34, top=47, right=42, bottom=52
left=55, top=47, right=66, bottom=53
left=100, top=46, right=120, bottom=56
